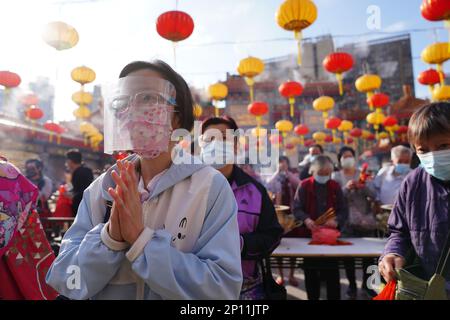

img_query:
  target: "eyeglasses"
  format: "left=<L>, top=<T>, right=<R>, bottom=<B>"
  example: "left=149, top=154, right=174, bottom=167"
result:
left=110, top=91, right=177, bottom=115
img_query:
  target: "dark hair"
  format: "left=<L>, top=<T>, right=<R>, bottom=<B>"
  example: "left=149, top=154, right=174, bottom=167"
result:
left=66, top=149, right=82, bottom=164
left=201, top=116, right=239, bottom=133
left=310, top=144, right=324, bottom=154
left=337, top=146, right=356, bottom=165
left=408, top=102, right=450, bottom=149
left=119, top=60, right=194, bottom=131
left=279, top=156, right=290, bottom=167
left=25, top=159, right=43, bottom=169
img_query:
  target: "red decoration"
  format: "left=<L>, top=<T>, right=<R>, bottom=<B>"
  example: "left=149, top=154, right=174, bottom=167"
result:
left=279, top=81, right=303, bottom=98
left=285, top=143, right=295, bottom=150
left=26, top=105, right=44, bottom=120
left=323, top=52, right=354, bottom=95
left=294, top=124, right=309, bottom=136
left=350, top=128, right=362, bottom=138
left=418, top=69, right=442, bottom=86
left=0, top=71, right=21, bottom=88
left=325, top=117, right=342, bottom=130
left=304, top=139, right=315, bottom=147
left=420, top=0, right=450, bottom=21
left=345, top=137, right=354, bottom=144
left=279, top=81, right=303, bottom=117
left=269, top=135, right=283, bottom=145
left=156, top=11, right=194, bottom=42
left=248, top=101, right=269, bottom=116
left=368, top=93, right=390, bottom=109
left=383, top=116, right=398, bottom=127
left=366, top=133, right=376, bottom=141
left=396, top=125, right=408, bottom=134
left=324, top=135, right=333, bottom=143
left=373, top=280, right=397, bottom=300
left=44, top=121, right=63, bottom=134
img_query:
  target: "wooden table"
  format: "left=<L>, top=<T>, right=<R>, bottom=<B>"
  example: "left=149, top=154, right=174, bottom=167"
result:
left=271, top=237, right=388, bottom=269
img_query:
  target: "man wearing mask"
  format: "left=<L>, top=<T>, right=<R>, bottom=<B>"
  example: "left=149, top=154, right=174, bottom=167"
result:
left=369, top=145, right=412, bottom=206
left=299, top=144, right=324, bottom=181
left=25, top=159, right=53, bottom=215
left=65, top=149, right=94, bottom=216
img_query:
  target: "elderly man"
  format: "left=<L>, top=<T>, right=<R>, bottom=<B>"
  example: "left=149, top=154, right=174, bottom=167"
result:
left=370, top=145, right=413, bottom=206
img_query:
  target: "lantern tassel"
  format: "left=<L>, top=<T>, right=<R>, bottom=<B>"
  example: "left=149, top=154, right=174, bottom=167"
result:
left=367, top=92, right=374, bottom=111
left=446, top=19, right=450, bottom=53
left=49, top=133, right=53, bottom=143
left=437, top=64, right=445, bottom=86
left=256, top=116, right=261, bottom=130
left=336, top=73, right=344, bottom=96
left=215, top=107, right=219, bottom=117
left=57, top=134, right=61, bottom=145
left=294, top=31, right=303, bottom=66
left=300, top=136, right=304, bottom=146
left=289, top=97, right=295, bottom=118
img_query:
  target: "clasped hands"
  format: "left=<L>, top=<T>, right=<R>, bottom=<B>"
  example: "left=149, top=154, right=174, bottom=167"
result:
left=107, top=160, right=144, bottom=245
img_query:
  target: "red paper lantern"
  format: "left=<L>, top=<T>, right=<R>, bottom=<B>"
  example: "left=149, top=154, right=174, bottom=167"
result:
left=418, top=69, right=442, bottom=86
left=325, top=117, right=342, bottom=130
left=156, top=11, right=194, bottom=42
left=368, top=93, right=390, bottom=109
left=44, top=121, right=63, bottom=133
left=279, top=81, right=303, bottom=117
left=345, top=137, right=354, bottom=144
left=324, top=135, right=333, bottom=143
left=26, top=105, right=44, bottom=120
left=248, top=101, right=269, bottom=116
left=396, top=125, right=408, bottom=134
left=366, top=134, right=375, bottom=141
left=304, top=139, right=315, bottom=147
left=323, top=52, right=354, bottom=95
left=0, top=71, right=21, bottom=88
left=350, top=128, right=363, bottom=138
left=420, top=0, right=450, bottom=21
left=383, top=116, right=398, bottom=127
left=294, top=124, right=309, bottom=136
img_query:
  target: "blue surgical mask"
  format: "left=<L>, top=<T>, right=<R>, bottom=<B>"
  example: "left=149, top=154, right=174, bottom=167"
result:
left=200, top=140, right=235, bottom=169
left=417, top=149, right=450, bottom=181
left=394, top=163, right=411, bottom=175
left=314, top=174, right=330, bottom=184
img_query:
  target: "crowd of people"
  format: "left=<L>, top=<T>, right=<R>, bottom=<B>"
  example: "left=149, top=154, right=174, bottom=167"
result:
left=0, top=60, right=449, bottom=300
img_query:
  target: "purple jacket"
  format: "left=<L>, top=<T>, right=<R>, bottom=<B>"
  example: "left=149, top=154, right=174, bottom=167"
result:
left=230, top=166, right=283, bottom=280
left=383, top=167, right=450, bottom=281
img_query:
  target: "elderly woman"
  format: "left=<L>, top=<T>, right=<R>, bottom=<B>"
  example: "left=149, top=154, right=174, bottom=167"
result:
left=293, top=155, right=348, bottom=300
left=370, top=145, right=413, bottom=206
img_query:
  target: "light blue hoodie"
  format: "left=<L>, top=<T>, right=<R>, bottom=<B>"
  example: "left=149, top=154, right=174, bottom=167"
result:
left=46, top=154, right=243, bottom=300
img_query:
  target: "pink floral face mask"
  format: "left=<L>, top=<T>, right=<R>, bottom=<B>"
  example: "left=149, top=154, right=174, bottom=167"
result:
left=104, top=76, right=177, bottom=159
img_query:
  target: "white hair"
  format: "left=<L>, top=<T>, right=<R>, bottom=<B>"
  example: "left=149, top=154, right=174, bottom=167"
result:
left=391, top=145, right=412, bottom=161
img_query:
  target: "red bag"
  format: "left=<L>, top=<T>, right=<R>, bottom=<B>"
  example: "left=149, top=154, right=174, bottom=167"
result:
left=373, top=280, right=397, bottom=300
left=309, top=227, right=353, bottom=246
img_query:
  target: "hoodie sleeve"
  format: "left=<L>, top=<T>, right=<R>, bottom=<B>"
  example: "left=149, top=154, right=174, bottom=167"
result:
left=127, top=174, right=243, bottom=300
left=46, top=187, right=126, bottom=300
left=241, top=186, right=283, bottom=260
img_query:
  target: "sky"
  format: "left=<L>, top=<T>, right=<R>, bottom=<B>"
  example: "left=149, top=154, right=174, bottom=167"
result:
left=0, top=0, right=448, bottom=122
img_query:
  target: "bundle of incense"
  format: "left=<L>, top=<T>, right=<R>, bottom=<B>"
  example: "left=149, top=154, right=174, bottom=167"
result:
left=314, top=207, right=336, bottom=225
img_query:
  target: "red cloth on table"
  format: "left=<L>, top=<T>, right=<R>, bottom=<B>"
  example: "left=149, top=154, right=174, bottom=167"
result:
left=308, top=226, right=353, bottom=245
left=0, top=210, right=58, bottom=300
left=373, top=280, right=397, bottom=300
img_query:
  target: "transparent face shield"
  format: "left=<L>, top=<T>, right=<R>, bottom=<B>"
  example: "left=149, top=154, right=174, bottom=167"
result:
left=104, top=76, right=177, bottom=159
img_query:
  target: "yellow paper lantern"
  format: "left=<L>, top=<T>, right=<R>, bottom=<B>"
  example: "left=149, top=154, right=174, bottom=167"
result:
left=361, top=129, right=372, bottom=139
left=72, top=91, right=93, bottom=105
left=356, top=74, right=382, bottom=110
left=42, top=21, right=79, bottom=51
left=366, top=111, right=385, bottom=131
left=208, top=83, right=228, bottom=117
left=193, top=104, right=203, bottom=118
left=71, top=66, right=96, bottom=86
left=421, top=42, right=450, bottom=85
left=312, top=131, right=326, bottom=142
left=333, top=137, right=343, bottom=145
left=313, top=96, right=335, bottom=119
left=275, top=120, right=293, bottom=138
left=432, top=85, right=450, bottom=101
left=378, top=132, right=389, bottom=140
left=276, top=0, right=318, bottom=65
left=237, top=57, right=265, bottom=102
left=73, top=106, right=91, bottom=119
left=338, top=120, right=353, bottom=132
